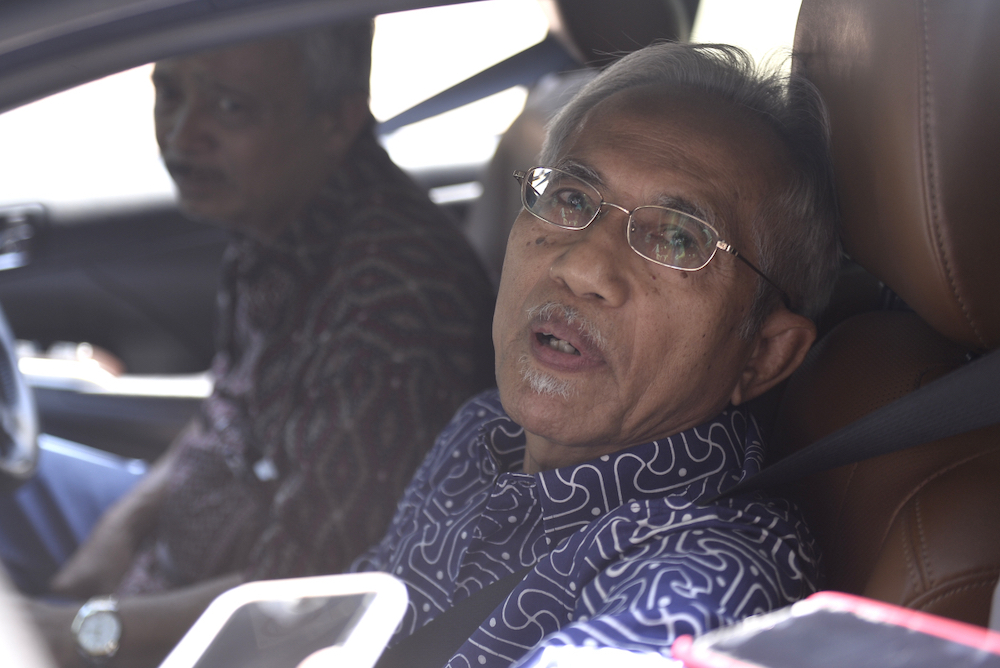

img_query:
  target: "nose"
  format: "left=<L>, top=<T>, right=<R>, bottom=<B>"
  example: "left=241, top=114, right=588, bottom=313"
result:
left=548, top=207, right=630, bottom=307
left=157, top=99, right=214, bottom=156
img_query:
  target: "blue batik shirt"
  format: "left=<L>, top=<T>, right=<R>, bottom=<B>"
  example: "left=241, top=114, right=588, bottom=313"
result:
left=352, top=390, right=820, bottom=667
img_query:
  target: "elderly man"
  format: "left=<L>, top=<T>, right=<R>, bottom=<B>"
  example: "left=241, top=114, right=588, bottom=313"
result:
left=10, top=20, right=494, bottom=668
left=353, top=42, right=840, bottom=667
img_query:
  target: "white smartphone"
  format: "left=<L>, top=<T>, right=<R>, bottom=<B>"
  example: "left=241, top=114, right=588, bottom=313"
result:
left=159, top=572, right=408, bottom=668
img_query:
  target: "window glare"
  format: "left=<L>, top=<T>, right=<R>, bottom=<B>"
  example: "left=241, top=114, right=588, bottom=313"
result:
left=370, top=0, right=548, bottom=122
left=692, top=0, right=803, bottom=71
left=0, top=65, right=173, bottom=208
left=371, top=0, right=548, bottom=170
left=0, top=0, right=550, bottom=207
left=381, top=86, right=528, bottom=171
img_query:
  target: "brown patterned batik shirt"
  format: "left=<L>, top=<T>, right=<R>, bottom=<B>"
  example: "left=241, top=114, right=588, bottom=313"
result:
left=118, top=131, right=495, bottom=593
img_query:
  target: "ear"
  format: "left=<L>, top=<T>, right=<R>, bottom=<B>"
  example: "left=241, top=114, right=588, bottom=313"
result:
left=319, top=93, right=372, bottom=160
left=730, top=308, right=816, bottom=406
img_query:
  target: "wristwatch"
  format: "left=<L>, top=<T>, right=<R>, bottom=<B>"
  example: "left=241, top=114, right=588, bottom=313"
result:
left=71, top=597, right=122, bottom=664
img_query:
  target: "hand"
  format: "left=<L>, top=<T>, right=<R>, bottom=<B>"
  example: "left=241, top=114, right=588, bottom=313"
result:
left=27, top=598, right=86, bottom=668
left=48, top=426, right=190, bottom=598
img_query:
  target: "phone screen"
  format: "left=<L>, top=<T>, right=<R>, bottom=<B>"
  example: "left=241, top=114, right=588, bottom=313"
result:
left=702, top=607, right=1000, bottom=668
left=191, top=593, right=372, bottom=668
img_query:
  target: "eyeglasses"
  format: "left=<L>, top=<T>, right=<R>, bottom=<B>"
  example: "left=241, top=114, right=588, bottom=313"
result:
left=513, top=166, right=791, bottom=308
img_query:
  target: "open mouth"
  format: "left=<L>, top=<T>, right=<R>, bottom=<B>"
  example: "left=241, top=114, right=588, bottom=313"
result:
left=537, top=332, right=580, bottom=355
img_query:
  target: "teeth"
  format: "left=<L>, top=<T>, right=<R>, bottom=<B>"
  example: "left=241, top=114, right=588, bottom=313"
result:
left=543, top=334, right=579, bottom=355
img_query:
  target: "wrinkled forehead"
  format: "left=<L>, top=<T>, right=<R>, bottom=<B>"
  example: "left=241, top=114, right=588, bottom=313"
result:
left=561, top=85, right=793, bottom=244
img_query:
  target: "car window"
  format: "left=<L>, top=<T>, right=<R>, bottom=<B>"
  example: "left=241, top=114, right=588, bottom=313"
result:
left=372, top=0, right=548, bottom=172
left=0, top=0, right=548, bottom=211
left=693, top=0, right=802, bottom=68
left=0, top=0, right=802, bottom=212
left=0, top=64, right=171, bottom=210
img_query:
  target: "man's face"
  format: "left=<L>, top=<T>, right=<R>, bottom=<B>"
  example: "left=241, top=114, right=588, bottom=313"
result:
left=153, top=39, right=339, bottom=239
left=493, top=86, right=792, bottom=472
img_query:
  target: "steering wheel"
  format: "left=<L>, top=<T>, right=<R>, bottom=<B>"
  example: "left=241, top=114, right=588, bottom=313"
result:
left=0, top=304, right=38, bottom=493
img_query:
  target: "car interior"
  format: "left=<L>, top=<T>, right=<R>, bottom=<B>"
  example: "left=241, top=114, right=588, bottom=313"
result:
left=0, top=0, right=996, bottom=662
left=772, top=0, right=1000, bottom=628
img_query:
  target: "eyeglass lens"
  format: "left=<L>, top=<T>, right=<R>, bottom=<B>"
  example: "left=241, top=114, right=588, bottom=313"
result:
left=523, top=168, right=599, bottom=229
left=521, top=167, right=720, bottom=271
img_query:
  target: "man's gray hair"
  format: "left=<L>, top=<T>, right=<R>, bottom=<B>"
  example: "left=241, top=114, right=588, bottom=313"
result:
left=540, top=42, right=841, bottom=334
left=294, top=19, right=374, bottom=112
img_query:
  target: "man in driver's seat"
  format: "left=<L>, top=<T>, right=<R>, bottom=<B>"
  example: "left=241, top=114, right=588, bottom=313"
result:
left=350, top=42, right=841, bottom=666
left=4, top=20, right=494, bottom=667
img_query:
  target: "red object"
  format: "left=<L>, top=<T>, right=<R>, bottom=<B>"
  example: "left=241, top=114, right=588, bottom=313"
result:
left=671, top=591, right=1000, bottom=668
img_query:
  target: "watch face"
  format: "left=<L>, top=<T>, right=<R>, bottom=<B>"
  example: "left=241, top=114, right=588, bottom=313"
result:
left=78, top=610, right=122, bottom=656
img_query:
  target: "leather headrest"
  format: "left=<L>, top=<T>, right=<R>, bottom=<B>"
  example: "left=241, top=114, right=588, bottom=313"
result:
left=553, top=0, right=698, bottom=67
left=794, top=0, right=1000, bottom=351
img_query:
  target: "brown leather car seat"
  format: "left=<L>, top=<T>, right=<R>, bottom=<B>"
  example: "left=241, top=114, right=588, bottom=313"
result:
left=774, top=0, right=1000, bottom=625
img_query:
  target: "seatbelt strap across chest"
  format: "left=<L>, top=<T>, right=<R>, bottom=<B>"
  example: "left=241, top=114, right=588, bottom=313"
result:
left=707, top=346, right=1000, bottom=503
left=375, top=565, right=533, bottom=668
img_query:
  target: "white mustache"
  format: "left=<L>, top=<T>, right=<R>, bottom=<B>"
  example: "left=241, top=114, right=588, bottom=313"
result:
left=526, top=302, right=609, bottom=352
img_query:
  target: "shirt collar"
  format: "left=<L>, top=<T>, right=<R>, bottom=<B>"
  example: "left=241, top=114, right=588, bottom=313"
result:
left=478, top=405, right=763, bottom=543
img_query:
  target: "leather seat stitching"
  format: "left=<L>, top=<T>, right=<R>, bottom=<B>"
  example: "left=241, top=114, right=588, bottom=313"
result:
left=870, top=445, right=1000, bottom=582
left=899, top=507, right=922, bottom=592
left=914, top=495, right=934, bottom=585
left=919, top=0, right=984, bottom=347
left=911, top=573, right=1000, bottom=611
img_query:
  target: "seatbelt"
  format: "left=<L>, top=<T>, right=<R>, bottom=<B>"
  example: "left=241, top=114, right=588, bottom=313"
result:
left=705, top=346, right=1000, bottom=503
left=375, top=565, right=533, bottom=668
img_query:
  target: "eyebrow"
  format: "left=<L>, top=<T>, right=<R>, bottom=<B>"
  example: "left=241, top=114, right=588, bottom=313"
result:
left=553, top=159, right=603, bottom=186
left=650, top=193, right=714, bottom=225
left=552, top=158, right=719, bottom=228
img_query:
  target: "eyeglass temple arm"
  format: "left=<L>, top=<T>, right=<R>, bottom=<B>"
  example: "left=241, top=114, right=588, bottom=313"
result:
left=717, top=242, right=793, bottom=310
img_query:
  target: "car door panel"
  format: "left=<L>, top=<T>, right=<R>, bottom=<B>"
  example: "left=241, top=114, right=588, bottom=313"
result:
left=0, top=202, right=226, bottom=457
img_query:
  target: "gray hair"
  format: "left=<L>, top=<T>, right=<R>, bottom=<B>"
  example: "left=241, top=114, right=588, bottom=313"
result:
left=540, top=42, right=841, bottom=335
left=292, top=19, right=374, bottom=112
